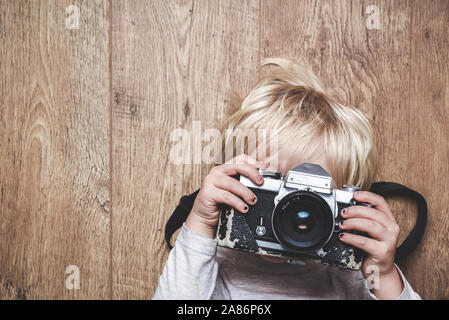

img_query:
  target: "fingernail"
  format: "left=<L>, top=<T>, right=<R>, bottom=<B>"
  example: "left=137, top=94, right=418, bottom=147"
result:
left=355, top=191, right=359, bottom=196
left=258, top=175, right=264, bottom=183
left=339, top=220, right=344, bottom=226
left=252, top=196, right=257, bottom=203
left=339, top=233, right=344, bottom=239
left=243, top=205, right=248, bottom=212
left=341, top=208, right=347, bottom=215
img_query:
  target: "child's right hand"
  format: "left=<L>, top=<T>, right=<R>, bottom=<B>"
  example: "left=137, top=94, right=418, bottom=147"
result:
left=185, top=154, right=269, bottom=239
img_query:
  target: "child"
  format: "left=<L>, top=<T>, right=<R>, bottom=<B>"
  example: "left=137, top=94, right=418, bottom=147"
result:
left=153, top=58, right=421, bottom=300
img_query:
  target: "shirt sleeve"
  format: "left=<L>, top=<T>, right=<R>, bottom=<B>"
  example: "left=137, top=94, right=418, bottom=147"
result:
left=368, top=264, right=422, bottom=300
left=152, top=223, right=219, bottom=300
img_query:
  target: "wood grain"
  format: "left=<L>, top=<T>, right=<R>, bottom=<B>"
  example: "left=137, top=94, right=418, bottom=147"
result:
left=110, top=0, right=192, bottom=299
left=110, top=0, right=261, bottom=299
left=1, top=0, right=448, bottom=300
left=183, top=0, right=260, bottom=214
left=405, top=0, right=449, bottom=299
left=0, top=0, right=109, bottom=299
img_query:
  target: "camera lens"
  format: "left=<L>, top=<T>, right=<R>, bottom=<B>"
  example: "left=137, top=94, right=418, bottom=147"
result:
left=272, top=191, right=334, bottom=252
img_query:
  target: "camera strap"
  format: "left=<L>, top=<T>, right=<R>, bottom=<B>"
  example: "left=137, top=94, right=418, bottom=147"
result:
left=164, top=189, right=200, bottom=250
left=164, top=182, right=427, bottom=262
left=368, top=182, right=427, bottom=262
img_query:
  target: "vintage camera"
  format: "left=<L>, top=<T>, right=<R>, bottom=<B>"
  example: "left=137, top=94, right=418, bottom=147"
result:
left=216, top=163, right=369, bottom=270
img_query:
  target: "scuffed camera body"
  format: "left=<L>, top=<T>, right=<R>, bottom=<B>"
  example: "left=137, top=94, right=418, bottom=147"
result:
left=216, top=163, right=367, bottom=270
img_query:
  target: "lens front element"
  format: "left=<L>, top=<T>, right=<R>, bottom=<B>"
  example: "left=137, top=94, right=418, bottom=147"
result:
left=273, top=191, right=334, bottom=252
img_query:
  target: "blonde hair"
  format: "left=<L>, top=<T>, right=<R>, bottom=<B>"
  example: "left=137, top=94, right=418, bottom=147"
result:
left=222, top=58, right=379, bottom=191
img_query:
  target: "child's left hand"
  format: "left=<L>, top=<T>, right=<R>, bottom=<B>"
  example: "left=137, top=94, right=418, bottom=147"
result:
left=338, top=191, right=401, bottom=283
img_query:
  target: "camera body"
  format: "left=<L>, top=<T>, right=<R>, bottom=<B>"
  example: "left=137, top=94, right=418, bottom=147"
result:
left=216, top=163, right=368, bottom=270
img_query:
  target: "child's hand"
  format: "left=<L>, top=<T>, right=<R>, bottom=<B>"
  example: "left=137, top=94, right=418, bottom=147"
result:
left=338, top=191, right=405, bottom=299
left=186, top=154, right=269, bottom=239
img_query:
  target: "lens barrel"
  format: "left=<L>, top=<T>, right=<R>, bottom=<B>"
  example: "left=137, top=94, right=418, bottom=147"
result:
left=272, top=191, right=334, bottom=252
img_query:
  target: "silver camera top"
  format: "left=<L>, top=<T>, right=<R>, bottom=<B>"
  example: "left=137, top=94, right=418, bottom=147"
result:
left=285, top=163, right=333, bottom=195
left=240, top=163, right=360, bottom=214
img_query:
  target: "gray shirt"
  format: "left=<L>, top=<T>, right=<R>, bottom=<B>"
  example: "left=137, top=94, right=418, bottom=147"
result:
left=153, top=223, right=421, bottom=300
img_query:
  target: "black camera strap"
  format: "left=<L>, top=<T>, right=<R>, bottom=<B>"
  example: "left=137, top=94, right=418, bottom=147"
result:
left=164, top=189, right=200, bottom=250
left=164, top=182, right=427, bottom=262
left=368, top=182, right=427, bottom=262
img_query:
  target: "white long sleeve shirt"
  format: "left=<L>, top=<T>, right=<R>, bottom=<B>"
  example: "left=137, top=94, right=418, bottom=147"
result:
left=153, top=223, right=421, bottom=300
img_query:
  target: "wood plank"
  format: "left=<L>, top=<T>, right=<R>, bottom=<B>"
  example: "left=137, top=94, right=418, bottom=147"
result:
left=407, top=0, right=449, bottom=299
left=111, top=0, right=260, bottom=298
left=183, top=0, right=260, bottom=205
left=111, top=0, right=192, bottom=299
left=0, top=0, right=110, bottom=299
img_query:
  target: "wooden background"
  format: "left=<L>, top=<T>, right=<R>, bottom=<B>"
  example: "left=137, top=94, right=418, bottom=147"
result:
left=0, top=0, right=447, bottom=299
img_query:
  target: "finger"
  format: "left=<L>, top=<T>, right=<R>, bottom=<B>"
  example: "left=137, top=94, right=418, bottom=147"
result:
left=341, top=205, right=390, bottom=228
left=211, top=187, right=249, bottom=214
left=225, top=153, right=269, bottom=168
left=339, top=232, right=382, bottom=256
left=353, top=191, right=395, bottom=221
left=216, top=163, right=265, bottom=185
left=339, top=218, right=386, bottom=241
left=213, top=175, right=257, bottom=205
